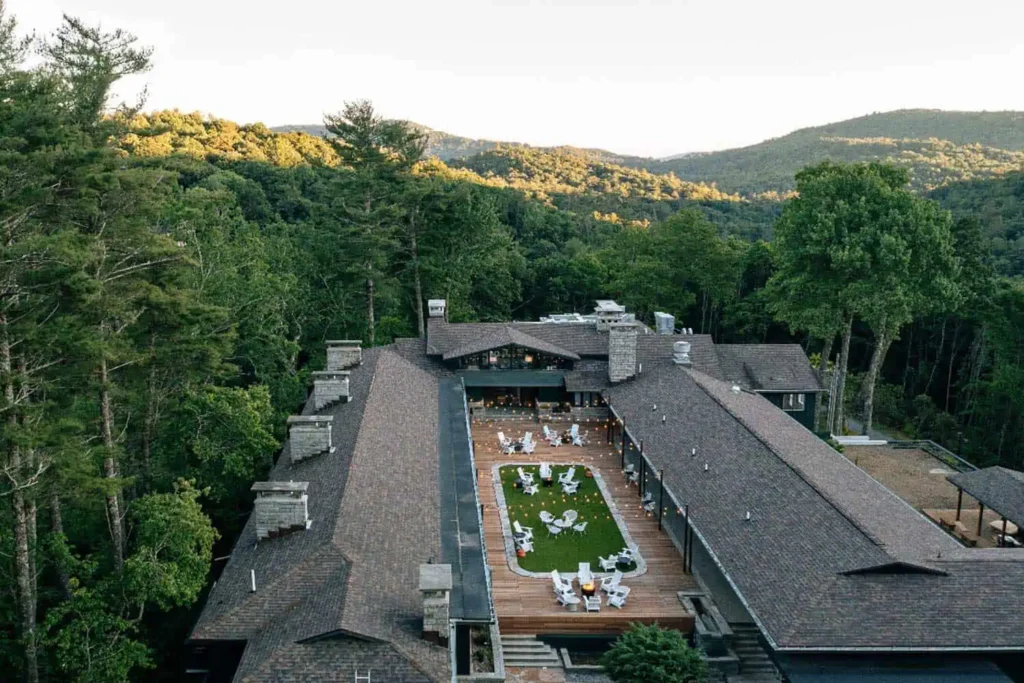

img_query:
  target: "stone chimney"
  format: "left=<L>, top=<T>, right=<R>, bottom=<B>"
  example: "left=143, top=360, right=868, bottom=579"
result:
left=654, top=312, right=675, bottom=335
left=594, top=299, right=627, bottom=331
left=252, top=481, right=310, bottom=541
left=311, top=371, right=350, bottom=410
left=608, top=322, right=638, bottom=383
left=287, top=415, right=335, bottom=464
left=673, top=340, right=692, bottom=366
left=419, top=563, right=452, bottom=645
left=326, top=340, right=361, bottom=371
left=428, top=299, right=447, bottom=319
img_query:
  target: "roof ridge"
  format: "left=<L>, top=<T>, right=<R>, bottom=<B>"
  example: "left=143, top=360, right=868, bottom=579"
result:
left=684, top=368, right=895, bottom=562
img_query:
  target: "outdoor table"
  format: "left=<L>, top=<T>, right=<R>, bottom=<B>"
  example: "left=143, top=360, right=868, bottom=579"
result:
left=554, top=518, right=571, bottom=529
left=989, top=519, right=1019, bottom=536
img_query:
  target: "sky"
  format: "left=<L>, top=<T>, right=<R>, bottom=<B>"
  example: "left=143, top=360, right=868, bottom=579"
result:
left=11, top=0, right=1024, bottom=157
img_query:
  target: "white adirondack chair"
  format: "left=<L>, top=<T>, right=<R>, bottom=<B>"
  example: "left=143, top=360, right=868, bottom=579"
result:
left=516, top=537, right=534, bottom=553
left=570, top=424, right=585, bottom=447
left=557, top=467, right=577, bottom=485
left=578, top=562, right=594, bottom=587
left=584, top=594, right=601, bottom=612
left=557, top=591, right=581, bottom=608
left=601, top=570, right=623, bottom=594
left=551, top=570, right=572, bottom=593
left=517, top=467, right=534, bottom=486
left=524, top=484, right=539, bottom=495
left=598, top=555, right=617, bottom=572
left=562, top=481, right=579, bottom=495
left=521, top=432, right=536, bottom=454
left=607, top=585, right=631, bottom=609
left=539, top=462, right=552, bottom=479
left=543, top=425, right=561, bottom=446
left=512, top=520, right=533, bottom=542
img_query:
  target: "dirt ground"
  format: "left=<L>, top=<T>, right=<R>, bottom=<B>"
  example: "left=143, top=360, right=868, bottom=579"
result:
left=843, top=445, right=961, bottom=509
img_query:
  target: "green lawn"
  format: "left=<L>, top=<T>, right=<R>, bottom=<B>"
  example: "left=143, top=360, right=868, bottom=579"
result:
left=499, top=464, right=633, bottom=573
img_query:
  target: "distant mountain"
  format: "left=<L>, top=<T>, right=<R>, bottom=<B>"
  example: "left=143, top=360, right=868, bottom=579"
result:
left=270, top=123, right=649, bottom=166
left=644, top=109, right=1024, bottom=194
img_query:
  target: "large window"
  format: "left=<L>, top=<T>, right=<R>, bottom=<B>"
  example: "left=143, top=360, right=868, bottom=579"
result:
left=573, top=391, right=606, bottom=408
left=782, top=393, right=805, bottom=411
left=461, top=346, right=569, bottom=370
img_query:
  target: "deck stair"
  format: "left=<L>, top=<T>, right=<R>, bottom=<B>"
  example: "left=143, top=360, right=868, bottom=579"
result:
left=499, top=634, right=562, bottom=668
left=727, top=624, right=781, bottom=683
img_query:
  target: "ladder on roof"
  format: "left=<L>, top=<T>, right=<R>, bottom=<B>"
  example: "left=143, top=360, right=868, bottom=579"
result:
left=354, top=672, right=371, bottom=683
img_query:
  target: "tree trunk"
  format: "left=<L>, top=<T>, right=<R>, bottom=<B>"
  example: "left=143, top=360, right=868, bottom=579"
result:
left=815, top=335, right=834, bottom=432
left=832, top=315, right=854, bottom=435
left=99, top=356, right=125, bottom=572
left=50, top=491, right=72, bottom=599
left=411, top=229, right=424, bottom=338
left=141, top=333, right=157, bottom=492
left=366, top=274, right=376, bottom=347
left=924, top=317, right=946, bottom=397
left=861, top=325, right=893, bottom=435
left=2, top=317, right=39, bottom=683
left=945, top=321, right=961, bottom=413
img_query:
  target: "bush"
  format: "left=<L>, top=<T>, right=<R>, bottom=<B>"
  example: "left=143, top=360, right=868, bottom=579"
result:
left=601, top=623, right=707, bottom=683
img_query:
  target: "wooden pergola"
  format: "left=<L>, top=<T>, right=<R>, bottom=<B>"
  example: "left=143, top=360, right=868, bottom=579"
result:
left=947, top=466, right=1024, bottom=541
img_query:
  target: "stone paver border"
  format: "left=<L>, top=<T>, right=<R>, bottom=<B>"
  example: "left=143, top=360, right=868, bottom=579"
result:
left=492, top=462, right=647, bottom=579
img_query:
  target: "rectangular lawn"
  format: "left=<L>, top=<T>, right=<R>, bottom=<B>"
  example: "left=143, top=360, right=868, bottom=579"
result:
left=500, top=464, right=632, bottom=573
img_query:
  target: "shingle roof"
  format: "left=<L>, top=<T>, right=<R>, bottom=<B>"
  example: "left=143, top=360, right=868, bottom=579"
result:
left=605, top=359, right=1024, bottom=651
left=716, top=344, right=824, bottom=392
left=427, top=318, right=609, bottom=357
left=947, top=467, right=1024, bottom=529
left=191, top=345, right=452, bottom=682
left=441, top=325, right=580, bottom=361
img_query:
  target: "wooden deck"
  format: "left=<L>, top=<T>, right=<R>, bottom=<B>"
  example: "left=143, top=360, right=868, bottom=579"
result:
left=473, top=419, right=696, bottom=635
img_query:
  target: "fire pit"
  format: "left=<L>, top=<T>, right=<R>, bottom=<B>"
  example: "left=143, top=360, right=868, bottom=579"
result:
left=581, top=582, right=596, bottom=597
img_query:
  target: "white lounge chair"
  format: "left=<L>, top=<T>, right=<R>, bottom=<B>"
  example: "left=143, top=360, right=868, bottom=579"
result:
left=543, top=426, right=561, bottom=447
left=539, top=462, right=552, bottom=479
left=598, top=555, right=617, bottom=572
left=557, top=467, right=577, bottom=485
left=539, top=510, right=556, bottom=524
left=562, top=481, right=579, bottom=495
left=557, top=591, right=581, bottom=608
left=572, top=521, right=588, bottom=535
left=516, top=537, right=534, bottom=553
left=551, top=570, right=573, bottom=593
left=522, top=432, right=536, bottom=455
left=513, top=521, right=533, bottom=542
left=524, top=484, right=539, bottom=495
left=626, top=470, right=639, bottom=484
left=607, top=585, right=630, bottom=609
left=578, top=562, right=594, bottom=588
left=584, top=594, right=601, bottom=612
left=601, top=570, right=623, bottom=594
left=570, top=424, right=585, bottom=447
left=642, top=492, right=656, bottom=512
left=517, top=467, right=535, bottom=486
left=563, top=510, right=579, bottom=525
left=547, top=524, right=564, bottom=537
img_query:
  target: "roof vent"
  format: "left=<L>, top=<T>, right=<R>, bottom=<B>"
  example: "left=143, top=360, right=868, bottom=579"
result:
left=287, top=415, right=335, bottom=463
left=326, top=340, right=362, bottom=370
left=730, top=384, right=741, bottom=394
left=252, top=481, right=310, bottom=541
left=654, top=312, right=675, bottom=335
left=672, top=341, right=692, bottom=366
left=428, top=299, right=447, bottom=319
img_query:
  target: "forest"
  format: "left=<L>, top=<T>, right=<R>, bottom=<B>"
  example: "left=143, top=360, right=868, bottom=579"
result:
left=0, top=5, right=1022, bottom=683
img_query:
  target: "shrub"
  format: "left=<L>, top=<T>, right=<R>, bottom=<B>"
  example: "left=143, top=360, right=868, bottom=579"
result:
left=600, top=623, right=707, bottom=683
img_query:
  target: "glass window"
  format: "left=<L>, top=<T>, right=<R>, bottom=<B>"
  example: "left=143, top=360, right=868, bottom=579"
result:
left=782, top=393, right=805, bottom=411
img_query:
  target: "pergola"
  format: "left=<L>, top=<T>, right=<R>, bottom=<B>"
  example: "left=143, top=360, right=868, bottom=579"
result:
left=947, top=466, right=1024, bottom=540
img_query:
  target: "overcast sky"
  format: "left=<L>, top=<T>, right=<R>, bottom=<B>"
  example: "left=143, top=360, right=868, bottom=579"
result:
left=11, top=0, right=1024, bottom=157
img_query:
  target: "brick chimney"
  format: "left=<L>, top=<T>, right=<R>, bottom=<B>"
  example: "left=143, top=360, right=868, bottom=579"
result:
left=419, top=563, right=452, bottom=645
left=287, top=415, right=335, bottom=464
left=252, top=481, right=310, bottom=541
left=608, top=322, right=638, bottom=383
left=311, top=371, right=350, bottom=410
left=325, top=340, right=361, bottom=371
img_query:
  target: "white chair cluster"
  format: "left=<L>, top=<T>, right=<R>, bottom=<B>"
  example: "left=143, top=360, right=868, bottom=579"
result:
left=539, top=508, right=586, bottom=537
left=558, top=466, right=580, bottom=495
left=551, top=562, right=630, bottom=612
left=540, top=424, right=586, bottom=447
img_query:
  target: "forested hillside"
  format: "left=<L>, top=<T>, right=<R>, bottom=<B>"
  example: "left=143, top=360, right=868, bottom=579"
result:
left=2, top=6, right=1023, bottom=683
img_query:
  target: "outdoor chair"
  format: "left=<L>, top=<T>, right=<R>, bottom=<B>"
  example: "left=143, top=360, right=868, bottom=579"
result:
left=547, top=524, right=564, bottom=538
left=557, top=591, right=581, bottom=609
left=523, top=484, right=539, bottom=495
left=607, top=585, right=631, bottom=609
left=539, top=462, right=552, bottom=479
left=642, top=492, right=656, bottom=512
left=561, top=481, right=579, bottom=495
left=517, top=467, right=535, bottom=486
left=557, top=467, right=577, bottom=485
left=551, top=570, right=573, bottom=592
left=578, top=562, right=594, bottom=587
left=498, top=431, right=515, bottom=454
left=539, top=510, right=556, bottom=524
left=570, top=423, right=585, bottom=447
left=563, top=510, right=579, bottom=524
left=601, top=570, right=623, bottom=594
left=623, top=463, right=635, bottom=477
left=516, top=537, right=534, bottom=553
left=572, top=521, right=588, bottom=535
left=522, top=437, right=536, bottom=455
left=512, top=520, right=533, bottom=542
left=543, top=426, right=561, bottom=447
left=584, top=594, right=601, bottom=612
left=626, top=470, right=639, bottom=484
left=598, top=555, right=617, bottom=572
